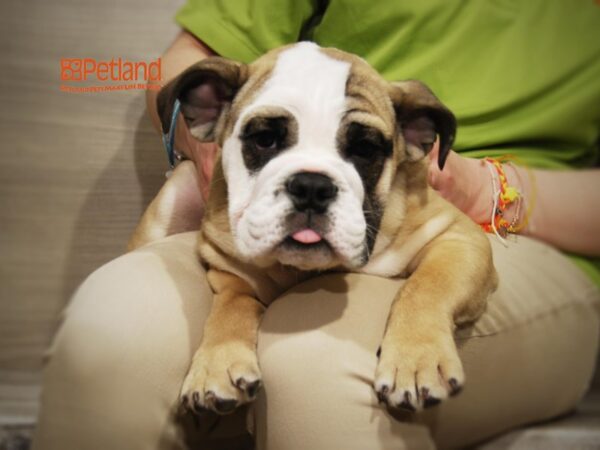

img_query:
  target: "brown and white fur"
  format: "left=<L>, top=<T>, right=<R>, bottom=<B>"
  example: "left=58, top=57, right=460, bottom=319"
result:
left=130, top=42, right=498, bottom=414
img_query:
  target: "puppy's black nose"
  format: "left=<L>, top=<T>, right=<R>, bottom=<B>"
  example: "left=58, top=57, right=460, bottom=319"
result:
left=285, top=172, right=338, bottom=214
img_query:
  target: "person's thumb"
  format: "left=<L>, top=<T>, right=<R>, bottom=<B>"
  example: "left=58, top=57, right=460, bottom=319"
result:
left=427, top=140, right=443, bottom=189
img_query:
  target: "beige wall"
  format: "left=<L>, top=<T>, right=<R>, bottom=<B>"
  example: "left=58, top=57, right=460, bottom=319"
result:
left=0, top=0, right=184, bottom=421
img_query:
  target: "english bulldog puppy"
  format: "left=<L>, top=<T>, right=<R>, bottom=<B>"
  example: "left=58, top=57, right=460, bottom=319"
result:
left=132, top=42, right=498, bottom=414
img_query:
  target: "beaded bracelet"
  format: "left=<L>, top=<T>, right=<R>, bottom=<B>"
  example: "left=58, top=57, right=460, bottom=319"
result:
left=481, top=158, right=522, bottom=240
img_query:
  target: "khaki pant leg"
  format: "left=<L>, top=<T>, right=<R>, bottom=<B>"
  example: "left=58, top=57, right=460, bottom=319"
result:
left=255, top=236, right=600, bottom=450
left=31, top=233, right=248, bottom=450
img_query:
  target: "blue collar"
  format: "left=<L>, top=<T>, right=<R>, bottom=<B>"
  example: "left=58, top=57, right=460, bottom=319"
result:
left=161, top=98, right=181, bottom=169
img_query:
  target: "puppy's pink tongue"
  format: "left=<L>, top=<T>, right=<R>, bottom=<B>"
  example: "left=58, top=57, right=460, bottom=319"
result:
left=291, top=229, right=322, bottom=244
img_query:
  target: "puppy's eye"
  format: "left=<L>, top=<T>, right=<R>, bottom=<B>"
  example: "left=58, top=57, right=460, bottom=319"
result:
left=253, top=131, right=278, bottom=150
left=346, top=139, right=381, bottom=159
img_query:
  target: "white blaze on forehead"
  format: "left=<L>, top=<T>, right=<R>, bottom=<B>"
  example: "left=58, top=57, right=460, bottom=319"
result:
left=245, top=42, right=351, bottom=152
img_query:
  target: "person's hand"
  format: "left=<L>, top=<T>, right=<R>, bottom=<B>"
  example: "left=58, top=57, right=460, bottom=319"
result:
left=190, top=141, right=218, bottom=203
left=174, top=116, right=218, bottom=202
left=427, top=141, right=492, bottom=224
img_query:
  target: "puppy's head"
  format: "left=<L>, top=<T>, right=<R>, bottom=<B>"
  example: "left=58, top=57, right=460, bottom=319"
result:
left=158, top=42, right=455, bottom=271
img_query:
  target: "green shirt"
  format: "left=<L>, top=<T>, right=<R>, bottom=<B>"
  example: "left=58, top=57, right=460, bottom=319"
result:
left=175, top=0, right=600, bottom=284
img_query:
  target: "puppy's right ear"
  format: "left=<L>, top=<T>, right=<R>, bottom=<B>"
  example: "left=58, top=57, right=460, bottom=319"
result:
left=389, top=80, right=456, bottom=170
left=157, top=57, right=248, bottom=141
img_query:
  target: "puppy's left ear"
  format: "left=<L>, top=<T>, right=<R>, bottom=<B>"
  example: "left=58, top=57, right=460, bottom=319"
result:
left=389, top=80, right=456, bottom=169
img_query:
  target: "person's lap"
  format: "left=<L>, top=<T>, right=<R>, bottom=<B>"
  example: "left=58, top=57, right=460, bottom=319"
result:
left=32, top=232, right=600, bottom=450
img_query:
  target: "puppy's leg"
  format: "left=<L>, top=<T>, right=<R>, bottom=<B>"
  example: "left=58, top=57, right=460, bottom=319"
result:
left=127, top=161, right=204, bottom=251
left=375, top=235, right=497, bottom=411
left=181, top=270, right=265, bottom=415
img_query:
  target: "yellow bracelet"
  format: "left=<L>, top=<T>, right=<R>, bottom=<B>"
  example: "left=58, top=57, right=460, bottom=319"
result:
left=480, top=155, right=538, bottom=239
left=481, top=158, right=522, bottom=238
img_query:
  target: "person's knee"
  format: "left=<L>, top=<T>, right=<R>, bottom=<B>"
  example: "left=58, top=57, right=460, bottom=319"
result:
left=49, top=253, right=180, bottom=399
left=35, top=241, right=212, bottom=449
left=55, top=243, right=212, bottom=386
left=256, top=274, right=397, bottom=399
left=255, top=274, right=433, bottom=450
left=256, top=289, right=373, bottom=449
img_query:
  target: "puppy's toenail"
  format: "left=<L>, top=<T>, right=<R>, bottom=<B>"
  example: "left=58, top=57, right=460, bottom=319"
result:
left=376, top=384, right=390, bottom=404
left=246, top=380, right=261, bottom=398
left=236, top=378, right=262, bottom=398
left=190, top=392, right=208, bottom=413
left=214, top=398, right=238, bottom=414
left=448, top=378, right=462, bottom=396
left=192, top=392, right=201, bottom=405
left=398, top=391, right=416, bottom=412
left=424, top=397, right=441, bottom=408
left=420, top=386, right=440, bottom=407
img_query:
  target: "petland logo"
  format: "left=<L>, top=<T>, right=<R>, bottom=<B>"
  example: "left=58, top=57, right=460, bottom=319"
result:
left=60, top=57, right=161, bottom=93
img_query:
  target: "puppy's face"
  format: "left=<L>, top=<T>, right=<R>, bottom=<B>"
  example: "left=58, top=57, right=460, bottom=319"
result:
left=158, top=43, right=455, bottom=271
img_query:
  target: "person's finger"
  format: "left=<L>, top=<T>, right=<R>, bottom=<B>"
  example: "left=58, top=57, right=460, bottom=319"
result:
left=428, top=139, right=440, bottom=162
left=427, top=140, right=446, bottom=190
left=428, top=158, right=441, bottom=188
left=190, top=142, right=219, bottom=201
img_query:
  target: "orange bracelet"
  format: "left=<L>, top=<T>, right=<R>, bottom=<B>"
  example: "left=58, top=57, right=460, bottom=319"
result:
left=480, top=158, right=522, bottom=238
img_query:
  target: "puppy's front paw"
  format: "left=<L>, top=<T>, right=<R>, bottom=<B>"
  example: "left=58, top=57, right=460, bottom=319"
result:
left=180, top=343, right=262, bottom=415
left=374, top=328, right=464, bottom=412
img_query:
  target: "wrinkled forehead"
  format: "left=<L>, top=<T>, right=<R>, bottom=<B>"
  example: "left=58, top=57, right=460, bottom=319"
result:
left=234, top=43, right=395, bottom=138
left=249, top=43, right=350, bottom=118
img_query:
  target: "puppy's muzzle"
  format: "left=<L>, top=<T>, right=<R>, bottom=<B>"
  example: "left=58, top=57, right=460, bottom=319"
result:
left=285, top=172, right=338, bottom=214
